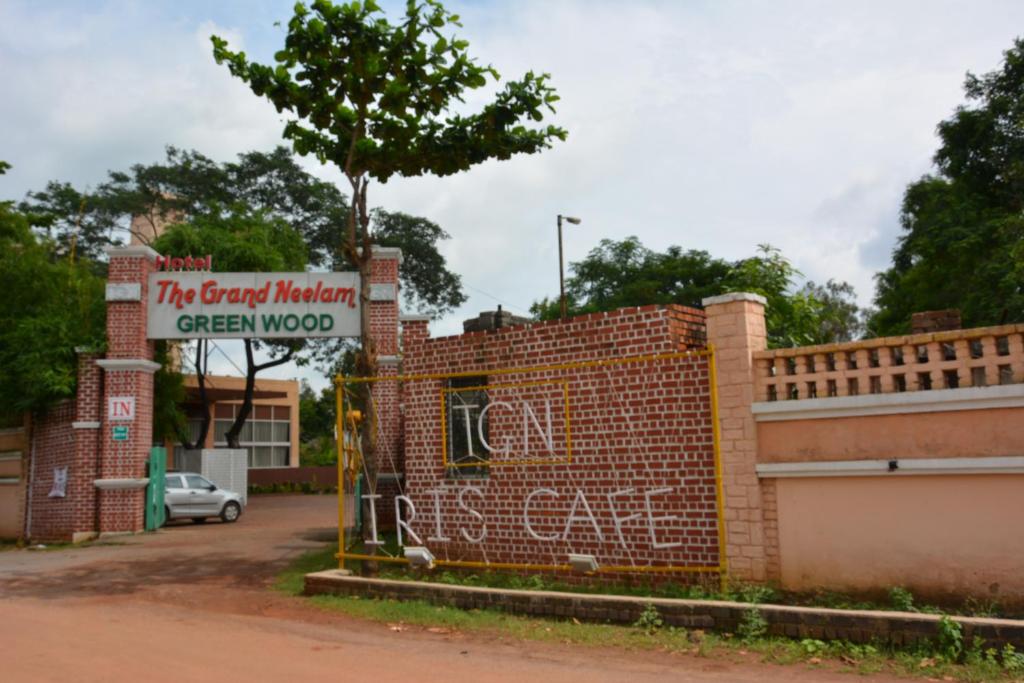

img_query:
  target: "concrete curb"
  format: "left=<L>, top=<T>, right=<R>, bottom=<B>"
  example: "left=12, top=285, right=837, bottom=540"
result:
left=304, top=570, right=1024, bottom=648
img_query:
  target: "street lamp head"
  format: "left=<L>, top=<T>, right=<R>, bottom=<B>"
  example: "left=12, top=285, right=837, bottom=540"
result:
left=562, top=215, right=582, bottom=225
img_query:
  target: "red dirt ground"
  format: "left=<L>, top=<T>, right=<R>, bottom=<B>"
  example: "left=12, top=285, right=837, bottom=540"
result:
left=0, top=495, right=907, bottom=682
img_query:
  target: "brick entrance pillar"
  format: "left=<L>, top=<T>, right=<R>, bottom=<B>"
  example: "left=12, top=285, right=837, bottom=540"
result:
left=367, top=247, right=402, bottom=525
left=96, top=245, right=160, bottom=535
left=703, top=292, right=769, bottom=582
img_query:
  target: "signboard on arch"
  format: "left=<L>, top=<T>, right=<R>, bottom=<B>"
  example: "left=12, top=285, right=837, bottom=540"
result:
left=146, top=272, right=360, bottom=339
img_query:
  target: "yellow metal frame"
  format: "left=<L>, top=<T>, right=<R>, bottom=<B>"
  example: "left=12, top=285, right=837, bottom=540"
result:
left=336, top=375, right=345, bottom=553
left=440, top=379, right=572, bottom=468
left=334, top=347, right=728, bottom=587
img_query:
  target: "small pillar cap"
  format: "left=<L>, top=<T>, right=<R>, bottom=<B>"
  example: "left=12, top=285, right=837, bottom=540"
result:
left=702, top=292, right=767, bottom=307
left=371, top=246, right=403, bottom=263
left=104, top=244, right=160, bottom=261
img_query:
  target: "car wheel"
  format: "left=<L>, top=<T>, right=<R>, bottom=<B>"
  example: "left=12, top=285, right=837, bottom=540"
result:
left=191, top=517, right=207, bottom=524
left=220, top=501, right=241, bottom=523
left=162, top=506, right=170, bottom=527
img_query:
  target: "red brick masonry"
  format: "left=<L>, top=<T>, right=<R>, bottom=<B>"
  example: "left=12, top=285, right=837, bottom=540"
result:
left=395, top=305, right=719, bottom=576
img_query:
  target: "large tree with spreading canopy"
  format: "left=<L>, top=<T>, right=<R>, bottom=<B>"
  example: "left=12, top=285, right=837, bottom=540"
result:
left=870, top=37, right=1024, bottom=334
left=211, top=0, right=566, bottom=500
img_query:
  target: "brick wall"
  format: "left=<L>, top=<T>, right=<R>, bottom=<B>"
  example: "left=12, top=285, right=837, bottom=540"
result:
left=248, top=465, right=338, bottom=490
left=26, top=350, right=108, bottom=541
left=911, top=309, right=961, bottom=334
left=396, top=305, right=718, bottom=578
left=26, top=401, right=78, bottom=540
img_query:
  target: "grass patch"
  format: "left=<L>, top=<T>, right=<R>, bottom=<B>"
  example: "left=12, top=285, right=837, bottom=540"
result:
left=308, top=591, right=710, bottom=651
left=302, top=592, right=1021, bottom=681
left=278, top=545, right=1024, bottom=681
left=275, top=542, right=340, bottom=595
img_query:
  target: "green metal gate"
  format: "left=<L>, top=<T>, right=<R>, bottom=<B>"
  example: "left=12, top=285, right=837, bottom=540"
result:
left=145, top=446, right=167, bottom=531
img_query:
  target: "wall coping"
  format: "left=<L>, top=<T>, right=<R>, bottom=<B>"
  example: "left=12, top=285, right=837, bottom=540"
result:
left=757, top=455, right=1024, bottom=478
left=104, top=244, right=160, bottom=261
left=752, top=383, right=1024, bottom=421
left=702, top=292, right=767, bottom=307
left=754, top=323, right=1024, bottom=359
left=95, top=358, right=162, bottom=374
left=93, top=478, right=149, bottom=490
left=399, top=314, right=432, bottom=323
left=415, top=304, right=704, bottom=347
left=371, top=246, right=403, bottom=263
left=304, top=571, right=1024, bottom=647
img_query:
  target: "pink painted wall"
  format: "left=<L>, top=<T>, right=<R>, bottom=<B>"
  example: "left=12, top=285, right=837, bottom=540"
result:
left=775, top=474, right=1024, bottom=605
left=758, top=408, right=1024, bottom=462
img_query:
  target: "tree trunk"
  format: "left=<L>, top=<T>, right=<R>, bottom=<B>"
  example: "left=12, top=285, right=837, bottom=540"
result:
left=344, top=172, right=381, bottom=568
left=177, top=339, right=211, bottom=450
left=225, top=339, right=293, bottom=449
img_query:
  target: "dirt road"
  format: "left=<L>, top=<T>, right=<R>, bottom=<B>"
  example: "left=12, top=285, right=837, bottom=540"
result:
left=1, top=495, right=903, bottom=682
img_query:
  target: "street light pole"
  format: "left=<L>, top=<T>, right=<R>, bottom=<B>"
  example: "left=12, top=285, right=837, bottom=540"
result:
left=557, top=214, right=581, bottom=320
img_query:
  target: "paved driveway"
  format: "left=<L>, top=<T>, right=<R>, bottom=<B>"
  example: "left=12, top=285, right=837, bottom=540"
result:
left=0, top=495, right=905, bottom=682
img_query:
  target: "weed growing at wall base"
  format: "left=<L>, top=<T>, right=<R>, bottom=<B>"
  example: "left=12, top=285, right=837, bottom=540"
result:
left=633, top=604, right=663, bottom=634
left=738, top=607, right=768, bottom=643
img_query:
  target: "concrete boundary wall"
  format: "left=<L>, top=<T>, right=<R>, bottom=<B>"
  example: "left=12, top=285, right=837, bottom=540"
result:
left=304, top=571, right=1024, bottom=648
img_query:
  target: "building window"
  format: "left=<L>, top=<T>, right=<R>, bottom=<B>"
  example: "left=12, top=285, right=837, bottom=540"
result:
left=213, top=404, right=291, bottom=468
left=446, top=376, right=489, bottom=478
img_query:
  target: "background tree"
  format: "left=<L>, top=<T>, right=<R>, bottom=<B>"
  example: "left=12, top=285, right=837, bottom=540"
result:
left=0, top=163, right=107, bottom=415
left=21, top=146, right=466, bottom=383
left=299, top=380, right=338, bottom=466
left=530, top=237, right=733, bottom=318
left=211, top=0, right=565, bottom=508
left=533, top=237, right=862, bottom=347
left=20, top=146, right=466, bottom=322
left=796, top=280, right=863, bottom=343
left=152, top=340, right=187, bottom=444
left=871, top=37, right=1024, bottom=334
left=17, top=180, right=121, bottom=268
left=151, top=205, right=308, bottom=448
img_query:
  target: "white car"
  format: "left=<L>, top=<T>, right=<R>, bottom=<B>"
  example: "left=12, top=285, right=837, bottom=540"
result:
left=164, top=472, right=245, bottom=524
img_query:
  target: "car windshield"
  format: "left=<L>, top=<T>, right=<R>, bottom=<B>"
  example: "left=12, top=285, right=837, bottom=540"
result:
left=185, top=474, right=212, bottom=489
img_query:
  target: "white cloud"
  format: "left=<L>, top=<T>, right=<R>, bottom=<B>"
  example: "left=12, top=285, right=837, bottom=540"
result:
left=3, top=0, right=1024, bottom=390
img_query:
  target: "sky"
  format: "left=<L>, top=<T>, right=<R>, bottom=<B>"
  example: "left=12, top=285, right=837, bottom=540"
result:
left=3, top=0, right=1024, bottom=391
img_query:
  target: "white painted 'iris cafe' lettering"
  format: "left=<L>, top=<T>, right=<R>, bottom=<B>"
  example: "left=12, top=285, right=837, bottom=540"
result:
left=360, top=486, right=686, bottom=552
left=146, top=271, right=361, bottom=340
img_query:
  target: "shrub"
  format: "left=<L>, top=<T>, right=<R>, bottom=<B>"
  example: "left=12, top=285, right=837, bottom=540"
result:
left=634, top=604, right=663, bottom=634
left=737, top=607, right=768, bottom=642
left=935, top=615, right=963, bottom=662
left=888, top=586, right=916, bottom=612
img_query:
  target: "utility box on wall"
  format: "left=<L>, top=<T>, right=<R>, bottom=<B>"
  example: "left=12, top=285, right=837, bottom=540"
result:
left=177, top=449, right=248, bottom=504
